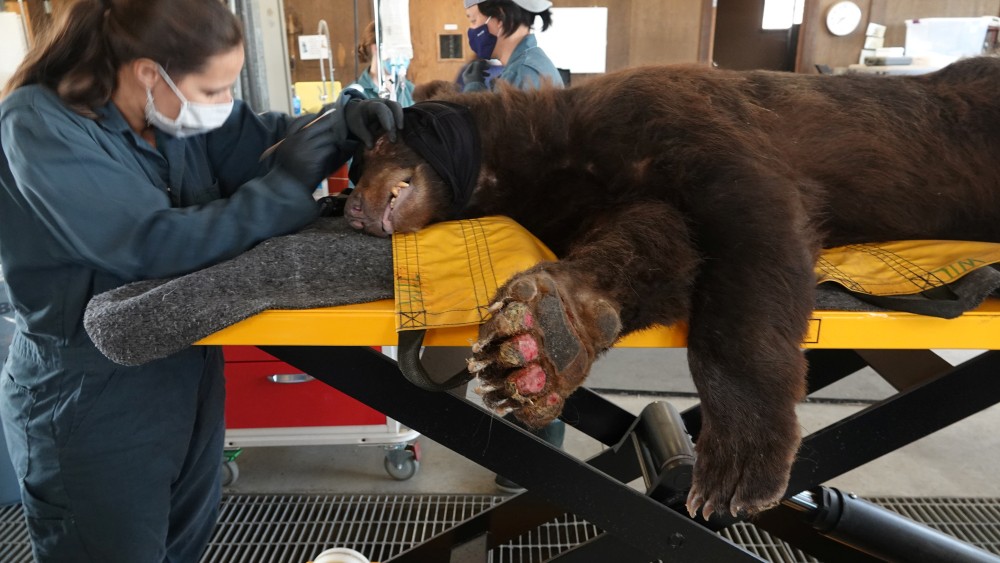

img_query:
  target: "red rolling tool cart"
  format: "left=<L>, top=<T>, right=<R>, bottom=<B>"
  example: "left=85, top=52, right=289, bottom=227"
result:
left=221, top=345, right=420, bottom=485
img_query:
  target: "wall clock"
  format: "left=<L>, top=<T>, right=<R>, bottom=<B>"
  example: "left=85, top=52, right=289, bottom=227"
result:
left=826, top=1, right=862, bottom=36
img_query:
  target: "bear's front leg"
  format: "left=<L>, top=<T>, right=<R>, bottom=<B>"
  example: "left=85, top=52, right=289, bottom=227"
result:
left=684, top=336, right=807, bottom=520
left=469, top=265, right=623, bottom=426
left=469, top=203, right=702, bottom=428
left=682, top=184, right=816, bottom=520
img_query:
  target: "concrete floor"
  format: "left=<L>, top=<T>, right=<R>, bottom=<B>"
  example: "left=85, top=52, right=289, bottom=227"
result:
left=225, top=348, right=1000, bottom=499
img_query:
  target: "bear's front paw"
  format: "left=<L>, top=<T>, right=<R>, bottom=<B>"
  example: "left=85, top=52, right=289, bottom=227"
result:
left=469, top=269, right=621, bottom=427
left=685, top=416, right=799, bottom=520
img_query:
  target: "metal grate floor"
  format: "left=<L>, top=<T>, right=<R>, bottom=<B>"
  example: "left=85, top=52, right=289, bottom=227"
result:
left=1, top=494, right=998, bottom=562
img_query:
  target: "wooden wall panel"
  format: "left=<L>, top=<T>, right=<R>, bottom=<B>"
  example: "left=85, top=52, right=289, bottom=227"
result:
left=629, top=0, right=705, bottom=66
left=406, top=0, right=468, bottom=84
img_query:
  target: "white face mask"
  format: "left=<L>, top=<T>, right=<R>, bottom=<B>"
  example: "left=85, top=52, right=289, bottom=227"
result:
left=145, top=64, right=234, bottom=138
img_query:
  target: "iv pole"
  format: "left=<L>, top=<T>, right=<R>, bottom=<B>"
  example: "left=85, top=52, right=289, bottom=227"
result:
left=316, top=19, right=335, bottom=104
left=372, top=0, right=390, bottom=99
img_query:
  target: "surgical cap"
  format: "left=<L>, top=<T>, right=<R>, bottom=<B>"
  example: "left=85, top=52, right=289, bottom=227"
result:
left=463, top=0, right=553, bottom=12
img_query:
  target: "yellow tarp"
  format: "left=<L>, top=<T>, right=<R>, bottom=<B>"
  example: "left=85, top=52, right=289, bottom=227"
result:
left=392, top=217, right=1000, bottom=332
left=392, top=216, right=556, bottom=331
left=817, top=240, right=1000, bottom=296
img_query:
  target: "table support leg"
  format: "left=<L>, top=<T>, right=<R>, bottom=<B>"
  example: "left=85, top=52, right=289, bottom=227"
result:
left=263, top=344, right=765, bottom=562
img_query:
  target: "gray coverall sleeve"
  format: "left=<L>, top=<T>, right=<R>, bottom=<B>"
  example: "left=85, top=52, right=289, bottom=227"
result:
left=206, top=104, right=296, bottom=195
left=1, top=102, right=319, bottom=282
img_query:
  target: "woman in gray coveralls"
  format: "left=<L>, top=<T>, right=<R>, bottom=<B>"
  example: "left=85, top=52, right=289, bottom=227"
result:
left=0, top=0, right=401, bottom=560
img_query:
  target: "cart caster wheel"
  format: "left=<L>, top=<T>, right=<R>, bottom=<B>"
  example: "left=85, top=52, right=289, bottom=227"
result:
left=384, top=449, right=419, bottom=480
left=221, top=460, right=240, bottom=486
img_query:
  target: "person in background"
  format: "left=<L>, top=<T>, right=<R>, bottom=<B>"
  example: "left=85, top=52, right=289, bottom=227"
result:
left=349, top=21, right=416, bottom=107
left=0, top=0, right=401, bottom=561
left=462, top=0, right=564, bottom=92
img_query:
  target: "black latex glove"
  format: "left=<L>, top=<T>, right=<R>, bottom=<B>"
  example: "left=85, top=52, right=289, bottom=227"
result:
left=462, top=59, right=490, bottom=88
left=285, top=112, right=319, bottom=136
left=340, top=98, right=404, bottom=148
left=273, top=116, right=355, bottom=190
left=321, top=91, right=404, bottom=148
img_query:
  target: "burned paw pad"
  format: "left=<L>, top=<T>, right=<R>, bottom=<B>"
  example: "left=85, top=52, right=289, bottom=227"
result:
left=509, top=364, right=546, bottom=395
left=496, top=334, right=540, bottom=367
left=535, top=295, right=581, bottom=371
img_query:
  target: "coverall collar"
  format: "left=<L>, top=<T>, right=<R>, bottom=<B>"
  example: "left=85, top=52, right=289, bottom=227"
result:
left=96, top=100, right=177, bottom=161
left=94, top=102, right=134, bottom=135
left=506, top=33, right=538, bottom=69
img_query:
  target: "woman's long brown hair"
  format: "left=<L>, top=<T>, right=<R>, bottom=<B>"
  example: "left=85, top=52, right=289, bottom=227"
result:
left=3, top=0, right=243, bottom=117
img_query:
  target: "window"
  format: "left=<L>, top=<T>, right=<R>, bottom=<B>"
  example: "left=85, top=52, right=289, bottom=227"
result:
left=762, top=0, right=804, bottom=30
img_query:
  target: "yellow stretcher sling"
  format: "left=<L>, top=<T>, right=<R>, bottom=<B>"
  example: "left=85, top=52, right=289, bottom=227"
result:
left=391, top=216, right=1000, bottom=331
left=391, top=216, right=555, bottom=331
left=817, top=240, right=1000, bottom=295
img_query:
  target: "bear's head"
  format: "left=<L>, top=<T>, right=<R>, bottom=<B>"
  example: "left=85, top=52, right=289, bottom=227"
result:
left=344, top=135, right=454, bottom=237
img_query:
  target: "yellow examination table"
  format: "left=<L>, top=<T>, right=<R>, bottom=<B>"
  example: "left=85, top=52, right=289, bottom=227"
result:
left=195, top=221, right=1000, bottom=563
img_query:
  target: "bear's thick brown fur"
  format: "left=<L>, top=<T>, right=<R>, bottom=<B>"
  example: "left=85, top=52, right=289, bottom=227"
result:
left=345, top=57, right=1000, bottom=519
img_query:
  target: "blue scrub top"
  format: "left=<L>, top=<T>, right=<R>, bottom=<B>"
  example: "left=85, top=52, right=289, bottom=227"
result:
left=464, top=34, right=564, bottom=92
left=0, top=85, right=319, bottom=369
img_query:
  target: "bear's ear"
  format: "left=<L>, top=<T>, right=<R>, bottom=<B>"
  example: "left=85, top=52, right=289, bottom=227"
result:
left=374, top=135, right=391, bottom=152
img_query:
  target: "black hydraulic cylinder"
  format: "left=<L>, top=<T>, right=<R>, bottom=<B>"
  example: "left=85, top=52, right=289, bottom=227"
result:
left=634, top=401, right=696, bottom=507
left=790, top=487, right=1000, bottom=563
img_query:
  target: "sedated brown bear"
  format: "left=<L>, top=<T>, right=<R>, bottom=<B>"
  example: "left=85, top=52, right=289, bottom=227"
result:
left=344, top=57, right=1000, bottom=520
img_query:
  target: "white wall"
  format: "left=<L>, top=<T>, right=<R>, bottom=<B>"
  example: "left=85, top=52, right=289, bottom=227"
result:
left=0, top=12, right=29, bottom=91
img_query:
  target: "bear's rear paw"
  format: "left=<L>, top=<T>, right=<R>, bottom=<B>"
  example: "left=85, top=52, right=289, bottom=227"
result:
left=685, top=419, right=799, bottom=520
left=469, top=269, right=621, bottom=427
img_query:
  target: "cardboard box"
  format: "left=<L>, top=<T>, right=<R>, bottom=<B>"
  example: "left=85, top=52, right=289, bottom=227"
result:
left=864, top=36, right=885, bottom=49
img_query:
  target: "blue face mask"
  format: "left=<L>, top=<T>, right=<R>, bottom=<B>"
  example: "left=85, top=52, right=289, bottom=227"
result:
left=467, top=17, right=497, bottom=60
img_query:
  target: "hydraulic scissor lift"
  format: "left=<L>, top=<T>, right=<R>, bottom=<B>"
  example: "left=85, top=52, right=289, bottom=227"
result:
left=199, top=299, right=1000, bottom=562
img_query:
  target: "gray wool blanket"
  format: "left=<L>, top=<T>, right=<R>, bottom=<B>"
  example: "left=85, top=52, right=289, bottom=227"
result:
left=85, top=217, right=1000, bottom=366
left=814, top=267, right=1000, bottom=319
left=85, top=218, right=394, bottom=366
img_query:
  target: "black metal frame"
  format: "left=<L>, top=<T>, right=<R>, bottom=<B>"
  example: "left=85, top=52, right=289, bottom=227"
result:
left=260, top=344, right=1000, bottom=562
